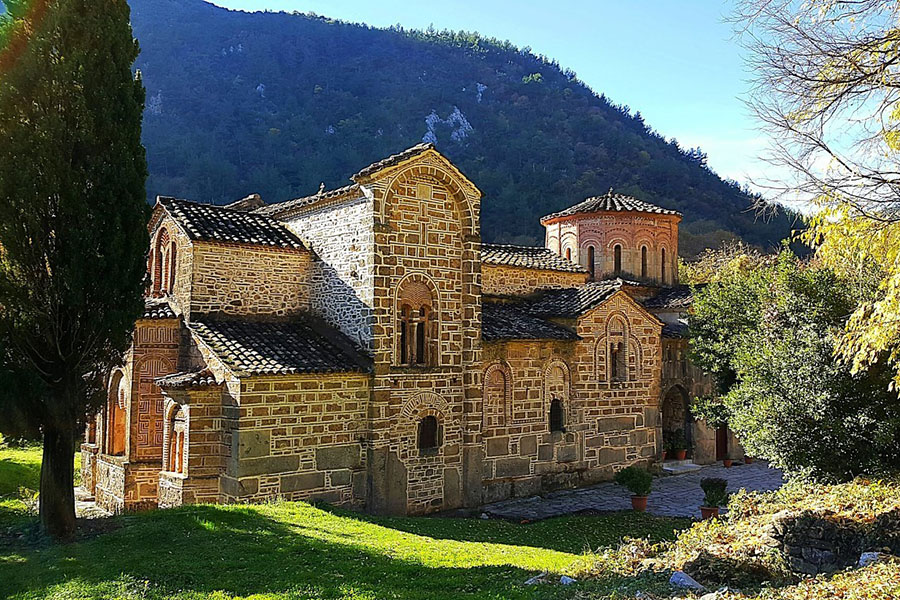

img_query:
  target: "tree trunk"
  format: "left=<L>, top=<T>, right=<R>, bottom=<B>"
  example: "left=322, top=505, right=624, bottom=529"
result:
left=40, top=422, right=76, bottom=541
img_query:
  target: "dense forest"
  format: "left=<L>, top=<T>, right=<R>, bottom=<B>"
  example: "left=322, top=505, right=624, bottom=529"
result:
left=124, top=0, right=795, bottom=254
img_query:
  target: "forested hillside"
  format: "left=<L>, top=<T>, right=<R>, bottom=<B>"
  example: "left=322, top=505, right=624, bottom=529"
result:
left=128, top=0, right=793, bottom=254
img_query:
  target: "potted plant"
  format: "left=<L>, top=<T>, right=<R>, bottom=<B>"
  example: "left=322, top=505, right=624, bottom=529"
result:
left=615, top=466, right=653, bottom=511
left=670, top=428, right=689, bottom=461
left=743, top=455, right=754, bottom=464
left=699, top=477, right=729, bottom=519
left=723, top=454, right=733, bottom=468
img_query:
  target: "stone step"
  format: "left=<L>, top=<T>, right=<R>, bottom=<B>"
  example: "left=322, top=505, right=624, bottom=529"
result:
left=661, top=462, right=703, bottom=475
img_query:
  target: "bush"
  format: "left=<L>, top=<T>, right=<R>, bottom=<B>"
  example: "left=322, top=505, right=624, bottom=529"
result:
left=701, top=477, right=729, bottom=507
left=690, top=395, right=730, bottom=429
left=665, top=429, right=690, bottom=452
left=615, top=466, right=653, bottom=496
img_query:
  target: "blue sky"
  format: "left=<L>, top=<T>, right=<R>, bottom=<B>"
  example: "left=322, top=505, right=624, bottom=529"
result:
left=212, top=1, right=766, bottom=188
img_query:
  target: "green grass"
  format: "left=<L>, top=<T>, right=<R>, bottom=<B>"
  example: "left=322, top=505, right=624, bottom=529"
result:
left=0, top=446, right=690, bottom=599
left=0, top=444, right=43, bottom=528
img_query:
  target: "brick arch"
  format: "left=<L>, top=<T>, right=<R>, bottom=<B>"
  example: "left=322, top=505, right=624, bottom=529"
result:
left=542, top=359, right=571, bottom=403
left=547, top=235, right=560, bottom=254
left=106, top=369, right=127, bottom=456
left=380, top=162, right=476, bottom=237
left=629, top=334, right=645, bottom=380
left=482, top=361, right=512, bottom=428
left=400, top=391, right=452, bottom=422
left=162, top=399, right=189, bottom=474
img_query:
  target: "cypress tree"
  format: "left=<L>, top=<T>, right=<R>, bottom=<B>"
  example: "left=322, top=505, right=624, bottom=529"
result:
left=0, top=0, right=148, bottom=540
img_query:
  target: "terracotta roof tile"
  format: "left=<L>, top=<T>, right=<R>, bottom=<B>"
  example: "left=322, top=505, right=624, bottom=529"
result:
left=541, top=190, right=681, bottom=223
left=142, top=298, right=178, bottom=320
left=352, top=143, right=434, bottom=181
left=189, top=317, right=372, bottom=376
left=519, top=279, right=634, bottom=318
left=482, top=302, right=579, bottom=342
left=252, top=184, right=361, bottom=218
left=662, top=320, right=690, bottom=339
left=156, top=369, right=219, bottom=389
left=643, top=285, right=697, bottom=310
left=481, top=244, right=587, bottom=273
left=158, top=197, right=306, bottom=249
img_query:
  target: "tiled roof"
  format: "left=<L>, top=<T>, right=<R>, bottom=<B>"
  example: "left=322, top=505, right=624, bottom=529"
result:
left=519, top=279, right=629, bottom=318
left=662, top=320, right=690, bottom=339
left=158, top=197, right=306, bottom=249
left=481, top=244, right=587, bottom=273
left=482, top=302, right=579, bottom=342
left=643, top=285, right=696, bottom=310
left=189, top=317, right=372, bottom=376
left=156, top=369, right=219, bottom=389
left=253, top=184, right=361, bottom=218
left=142, top=298, right=178, bottom=320
left=541, top=190, right=681, bottom=223
left=352, top=143, right=434, bottom=181
left=223, top=194, right=265, bottom=212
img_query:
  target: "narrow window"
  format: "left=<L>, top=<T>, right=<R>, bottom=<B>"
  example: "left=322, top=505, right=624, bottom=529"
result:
left=611, top=342, right=626, bottom=381
left=167, top=241, right=177, bottom=292
left=641, top=246, right=648, bottom=278
left=614, top=244, right=622, bottom=273
left=565, top=248, right=572, bottom=261
left=397, top=281, right=435, bottom=367
left=549, top=399, right=564, bottom=432
left=661, top=248, right=667, bottom=283
left=418, top=416, right=439, bottom=450
left=399, top=309, right=409, bottom=365
left=587, top=245, right=595, bottom=278
left=416, top=308, right=427, bottom=364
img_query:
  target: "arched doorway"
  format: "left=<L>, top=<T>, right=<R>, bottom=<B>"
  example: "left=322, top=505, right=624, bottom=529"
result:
left=661, top=385, right=692, bottom=455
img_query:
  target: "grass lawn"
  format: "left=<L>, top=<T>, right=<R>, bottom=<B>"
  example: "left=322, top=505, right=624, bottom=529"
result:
left=0, top=445, right=690, bottom=600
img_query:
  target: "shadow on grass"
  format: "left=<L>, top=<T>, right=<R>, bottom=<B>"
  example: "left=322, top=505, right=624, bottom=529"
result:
left=0, top=503, right=591, bottom=600
left=318, top=503, right=691, bottom=555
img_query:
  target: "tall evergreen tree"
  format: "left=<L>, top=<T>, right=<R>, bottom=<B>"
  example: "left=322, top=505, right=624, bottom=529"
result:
left=0, top=0, right=148, bottom=539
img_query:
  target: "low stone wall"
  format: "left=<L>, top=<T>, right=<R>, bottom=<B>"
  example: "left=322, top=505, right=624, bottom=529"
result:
left=768, top=509, right=900, bottom=575
left=80, top=443, right=99, bottom=496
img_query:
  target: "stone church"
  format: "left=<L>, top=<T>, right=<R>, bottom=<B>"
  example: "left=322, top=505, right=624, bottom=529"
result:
left=81, top=143, right=726, bottom=515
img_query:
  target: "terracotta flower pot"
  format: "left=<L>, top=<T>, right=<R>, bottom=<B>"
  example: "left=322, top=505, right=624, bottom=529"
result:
left=661, top=450, right=667, bottom=461
left=631, top=495, right=648, bottom=512
left=744, top=456, right=754, bottom=464
left=723, top=459, right=733, bottom=468
left=674, top=449, right=687, bottom=461
left=700, top=506, right=720, bottom=520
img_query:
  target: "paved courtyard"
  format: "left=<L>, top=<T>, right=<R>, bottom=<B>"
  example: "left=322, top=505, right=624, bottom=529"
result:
left=482, top=460, right=784, bottom=520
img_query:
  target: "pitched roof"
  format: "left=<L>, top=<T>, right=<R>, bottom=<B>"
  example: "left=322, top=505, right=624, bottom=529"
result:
left=157, top=197, right=306, bottom=249
left=519, top=279, right=630, bottom=318
left=643, top=285, right=696, bottom=310
left=481, top=244, right=587, bottom=273
left=541, top=190, right=681, bottom=223
left=352, top=143, right=434, bottom=181
left=223, top=194, right=265, bottom=212
left=662, top=320, right=690, bottom=339
left=482, top=302, right=579, bottom=342
left=142, top=298, right=178, bottom=320
left=252, top=183, right=361, bottom=218
left=189, top=317, right=372, bottom=376
left=156, top=369, right=219, bottom=389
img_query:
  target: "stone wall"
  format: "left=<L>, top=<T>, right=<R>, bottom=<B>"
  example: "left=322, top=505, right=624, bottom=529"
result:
left=479, top=291, right=662, bottom=503
left=481, top=264, right=587, bottom=297
left=282, top=194, right=375, bottom=352
left=80, top=443, right=99, bottom=496
left=220, top=373, right=371, bottom=507
left=365, top=151, right=484, bottom=514
left=544, top=212, right=679, bottom=284
left=189, top=242, right=311, bottom=319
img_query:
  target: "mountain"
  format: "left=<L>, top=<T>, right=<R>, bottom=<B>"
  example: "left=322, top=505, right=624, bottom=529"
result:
left=127, top=0, right=794, bottom=255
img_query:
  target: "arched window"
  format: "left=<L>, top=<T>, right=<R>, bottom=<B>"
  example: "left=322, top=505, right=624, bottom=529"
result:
left=614, top=244, right=622, bottom=273
left=167, top=407, right=186, bottom=474
left=549, top=399, right=565, bottom=432
left=398, top=280, right=435, bottom=367
left=641, top=246, right=648, bottom=278
left=108, top=378, right=126, bottom=456
left=418, top=416, right=439, bottom=450
left=565, top=247, right=572, bottom=261
left=152, top=228, right=176, bottom=296
left=587, top=245, right=595, bottom=278
left=661, top=248, right=667, bottom=283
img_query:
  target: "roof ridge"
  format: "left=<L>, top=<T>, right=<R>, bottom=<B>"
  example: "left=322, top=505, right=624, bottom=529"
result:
left=253, top=183, right=361, bottom=217
left=352, top=143, right=435, bottom=181
left=540, top=191, right=682, bottom=223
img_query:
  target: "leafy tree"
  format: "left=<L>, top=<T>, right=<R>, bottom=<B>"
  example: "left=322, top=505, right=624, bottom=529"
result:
left=690, top=252, right=900, bottom=480
left=738, top=0, right=900, bottom=389
left=0, top=0, right=148, bottom=539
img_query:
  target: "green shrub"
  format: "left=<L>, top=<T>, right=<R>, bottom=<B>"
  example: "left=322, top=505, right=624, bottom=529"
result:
left=665, top=429, right=691, bottom=452
left=700, top=477, right=729, bottom=507
left=615, top=466, right=653, bottom=496
left=690, top=395, right=730, bottom=429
